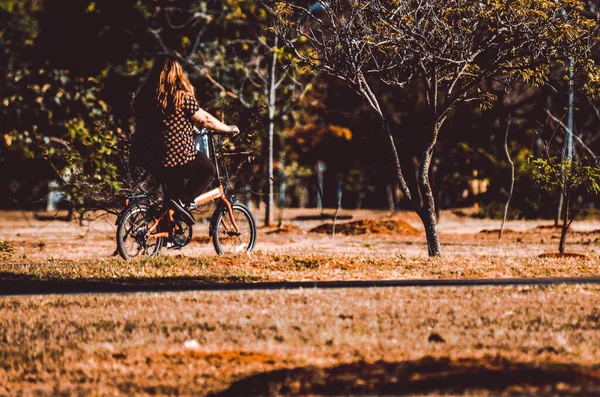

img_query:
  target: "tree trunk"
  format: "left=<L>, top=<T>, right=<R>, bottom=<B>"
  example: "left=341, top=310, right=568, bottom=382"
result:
left=265, top=37, right=278, bottom=227
left=419, top=206, right=441, bottom=257
left=381, top=121, right=412, bottom=203
left=386, top=185, right=395, bottom=211
left=415, top=121, right=442, bottom=257
left=556, top=189, right=564, bottom=227
left=559, top=189, right=570, bottom=254
left=355, top=74, right=441, bottom=256
left=417, top=165, right=442, bottom=257
left=380, top=119, right=441, bottom=256
left=277, top=132, right=286, bottom=228
left=499, top=115, right=514, bottom=240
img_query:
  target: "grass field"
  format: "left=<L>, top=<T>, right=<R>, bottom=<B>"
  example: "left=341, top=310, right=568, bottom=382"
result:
left=1, top=208, right=600, bottom=395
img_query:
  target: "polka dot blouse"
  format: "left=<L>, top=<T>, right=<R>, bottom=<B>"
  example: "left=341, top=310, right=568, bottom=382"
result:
left=131, top=93, right=201, bottom=169
left=159, top=93, right=201, bottom=167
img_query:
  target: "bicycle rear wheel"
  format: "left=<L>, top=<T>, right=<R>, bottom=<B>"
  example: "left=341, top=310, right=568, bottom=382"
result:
left=211, top=203, right=256, bottom=254
left=116, top=204, right=163, bottom=260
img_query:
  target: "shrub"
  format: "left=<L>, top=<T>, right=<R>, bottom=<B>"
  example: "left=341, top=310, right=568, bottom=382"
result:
left=0, top=240, right=14, bottom=259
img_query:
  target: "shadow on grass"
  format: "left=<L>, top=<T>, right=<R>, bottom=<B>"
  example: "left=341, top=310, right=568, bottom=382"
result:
left=293, top=214, right=353, bottom=221
left=210, top=356, right=600, bottom=396
left=0, top=273, right=263, bottom=295
left=3, top=273, right=600, bottom=296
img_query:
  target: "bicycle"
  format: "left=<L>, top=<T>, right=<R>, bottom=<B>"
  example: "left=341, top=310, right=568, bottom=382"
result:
left=115, top=128, right=257, bottom=259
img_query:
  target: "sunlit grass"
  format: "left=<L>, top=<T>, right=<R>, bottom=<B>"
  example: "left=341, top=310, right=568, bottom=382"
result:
left=2, top=285, right=600, bottom=395
left=1, top=252, right=599, bottom=286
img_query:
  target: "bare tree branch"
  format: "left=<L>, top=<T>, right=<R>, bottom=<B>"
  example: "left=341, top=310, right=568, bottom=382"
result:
left=545, top=108, right=599, bottom=166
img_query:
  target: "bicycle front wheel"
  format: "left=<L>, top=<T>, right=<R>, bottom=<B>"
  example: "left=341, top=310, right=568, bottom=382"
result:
left=212, top=203, right=256, bottom=254
left=116, top=204, right=163, bottom=260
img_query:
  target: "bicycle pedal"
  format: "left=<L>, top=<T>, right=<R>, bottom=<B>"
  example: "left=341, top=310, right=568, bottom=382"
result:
left=165, top=241, right=182, bottom=250
left=234, top=243, right=247, bottom=253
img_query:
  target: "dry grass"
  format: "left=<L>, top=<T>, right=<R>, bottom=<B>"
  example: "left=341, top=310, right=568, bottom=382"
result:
left=2, top=286, right=600, bottom=395
left=1, top=208, right=600, bottom=395
left=1, top=253, right=600, bottom=290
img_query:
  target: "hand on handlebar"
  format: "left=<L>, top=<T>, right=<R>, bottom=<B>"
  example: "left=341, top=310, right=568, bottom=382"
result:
left=229, top=125, right=240, bottom=137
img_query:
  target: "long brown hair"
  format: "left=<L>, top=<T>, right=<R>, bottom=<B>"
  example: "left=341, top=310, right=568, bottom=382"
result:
left=134, top=56, right=195, bottom=115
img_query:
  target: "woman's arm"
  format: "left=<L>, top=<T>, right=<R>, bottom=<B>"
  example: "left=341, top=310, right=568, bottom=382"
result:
left=191, top=108, right=239, bottom=135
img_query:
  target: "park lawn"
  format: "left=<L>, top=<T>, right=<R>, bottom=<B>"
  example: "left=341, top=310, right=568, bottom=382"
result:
left=1, top=209, right=600, bottom=395
left=2, top=285, right=600, bottom=395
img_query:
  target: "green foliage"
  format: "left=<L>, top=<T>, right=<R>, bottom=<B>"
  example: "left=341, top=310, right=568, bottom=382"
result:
left=0, top=0, right=138, bottom=209
left=1, top=64, right=124, bottom=207
left=0, top=0, right=40, bottom=71
left=1, top=0, right=599, bottom=213
left=530, top=156, right=600, bottom=195
left=59, top=117, right=123, bottom=207
left=529, top=147, right=600, bottom=253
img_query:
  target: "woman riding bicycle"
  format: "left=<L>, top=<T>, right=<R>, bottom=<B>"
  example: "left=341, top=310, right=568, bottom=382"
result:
left=130, top=55, right=239, bottom=224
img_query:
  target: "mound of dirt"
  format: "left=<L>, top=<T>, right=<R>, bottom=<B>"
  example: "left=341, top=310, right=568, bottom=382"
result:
left=309, top=219, right=420, bottom=236
left=538, top=252, right=587, bottom=259
left=478, top=228, right=519, bottom=234
left=192, top=236, right=212, bottom=244
left=265, top=224, right=304, bottom=235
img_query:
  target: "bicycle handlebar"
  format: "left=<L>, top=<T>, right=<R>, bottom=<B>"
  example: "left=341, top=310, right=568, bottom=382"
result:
left=195, top=127, right=239, bottom=137
left=222, top=151, right=252, bottom=157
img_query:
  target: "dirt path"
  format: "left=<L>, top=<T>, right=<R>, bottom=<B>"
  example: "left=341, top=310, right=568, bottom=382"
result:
left=2, top=208, right=600, bottom=260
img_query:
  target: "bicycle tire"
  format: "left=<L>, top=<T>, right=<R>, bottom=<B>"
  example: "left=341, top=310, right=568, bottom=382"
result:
left=116, top=204, right=163, bottom=260
left=211, top=203, right=256, bottom=254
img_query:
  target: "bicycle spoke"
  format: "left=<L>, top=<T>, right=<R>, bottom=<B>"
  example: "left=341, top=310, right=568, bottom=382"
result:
left=117, top=204, right=163, bottom=260
left=213, top=204, right=256, bottom=254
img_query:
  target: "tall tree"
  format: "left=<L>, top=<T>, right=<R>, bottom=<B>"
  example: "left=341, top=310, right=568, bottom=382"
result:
left=273, top=0, right=600, bottom=256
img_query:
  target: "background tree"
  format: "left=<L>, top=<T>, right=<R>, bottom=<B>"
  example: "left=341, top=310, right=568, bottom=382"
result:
left=273, top=0, right=600, bottom=256
left=531, top=154, right=600, bottom=253
left=0, top=0, right=139, bottom=212
left=3, top=0, right=600, bottom=229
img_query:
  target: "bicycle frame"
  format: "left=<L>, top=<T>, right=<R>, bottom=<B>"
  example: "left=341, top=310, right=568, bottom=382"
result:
left=193, top=130, right=241, bottom=235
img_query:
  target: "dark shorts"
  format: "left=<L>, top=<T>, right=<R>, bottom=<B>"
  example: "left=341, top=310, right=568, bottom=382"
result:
left=151, top=153, right=216, bottom=204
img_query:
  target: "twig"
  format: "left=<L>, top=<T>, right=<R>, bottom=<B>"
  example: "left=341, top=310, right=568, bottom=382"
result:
left=499, top=114, right=514, bottom=240
left=332, top=190, right=342, bottom=241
